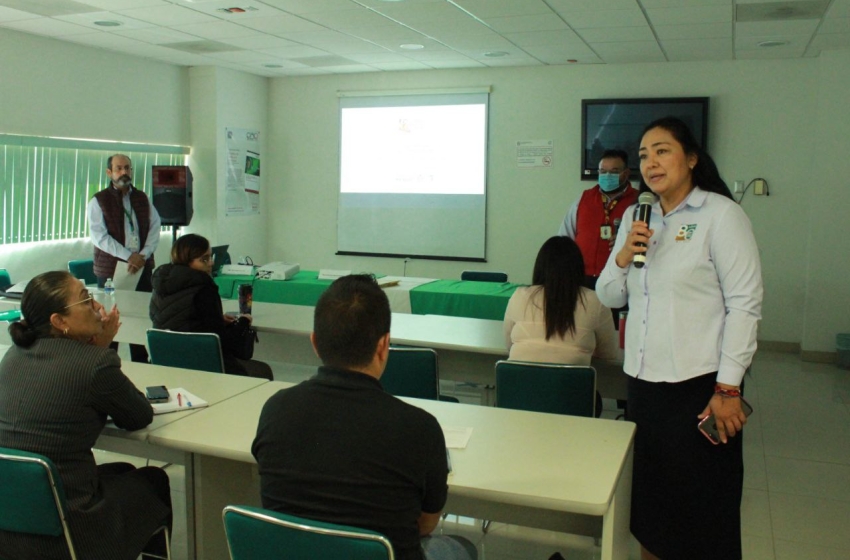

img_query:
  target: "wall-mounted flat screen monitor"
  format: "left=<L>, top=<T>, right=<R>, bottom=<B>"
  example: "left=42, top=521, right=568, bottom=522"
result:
left=581, top=97, right=709, bottom=181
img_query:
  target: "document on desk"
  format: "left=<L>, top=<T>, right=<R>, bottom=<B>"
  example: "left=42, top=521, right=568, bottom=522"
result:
left=442, top=427, right=473, bottom=449
left=112, top=263, right=141, bottom=291
left=152, top=388, right=209, bottom=414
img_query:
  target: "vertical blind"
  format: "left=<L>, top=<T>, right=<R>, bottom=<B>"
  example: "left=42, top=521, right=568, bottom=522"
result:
left=0, top=143, right=186, bottom=245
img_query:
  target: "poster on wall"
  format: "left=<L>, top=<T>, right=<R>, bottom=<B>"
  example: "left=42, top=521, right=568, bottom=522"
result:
left=225, top=128, right=261, bottom=216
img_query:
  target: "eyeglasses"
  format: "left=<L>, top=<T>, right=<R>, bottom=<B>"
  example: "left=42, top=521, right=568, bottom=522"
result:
left=64, top=290, right=95, bottom=310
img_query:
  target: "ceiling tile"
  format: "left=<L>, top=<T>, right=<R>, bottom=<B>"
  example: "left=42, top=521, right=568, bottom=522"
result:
left=0, top=6, right=42, bottom=21
left=654, top=22, right=732, bottom=40
left=410, top=16, right=491, bottom=37
left=62, top=31, right=148, bottom=48
left=422, top=58, right=486, bottom=69
left=578, top=25, right=654, bottom=42
left=452, top=0, right=554, bottom=18
left=369, top=60, right=432, bottom=70
left=217, top=34, right=299, bottom=49
left=557, top=9, right=648, bottom=29
left=662, top=37, right=733, bottom=61
left=590, top=39, right=665, bottom=57
left=818, top=17, right=850, bottom=34
left=735, top=33, right=810, bottom=51
left=343, top=51, right=412, bottom=63
left=53, top=11, right=155, bottom=30
left=296, top=8, right=394, bottom=29
left=370, top=2, right=466, bottom=24
left=78, top=0, right=168, bottom=9
left=736, top=1, right=829, bottom=23
left=311, top=63, right=379, bottom=73
left=234, top=13, right=327, bottom=35
left=166, top=0, right=287, bottom=20
left=546, top=0, right=637, bottom=10
left=0, top=16, right=92, bottom=36
left=502, top=28, right=584, bottom=47
left=646, top=5, right=733, bottom=26
left=116, top=5, right=221, bottom=26
left=257, top=44, right=332, bottom=58
left=169, top=20, right=259, bottom=40
left=481, top=54, right=543, bottom=67
left=483, top=14, right=568, bottom=33
left=808, top=32, right=850, bottom=49
left=257, top=0, right=356, bottom=14
left=202, top=49, right=281, bottom=63
left=522, top=42, right=598, bottom=59
left=735, top=19, right=820, bottom=37
left=118, top=26, right=200, bottom=44
left=432, top=31, right=514, bottom=50
left=640, top=0, right=731, bottom=7
left=826, top=0, right=850, bottom=17
left=0, top=0, right=97, bottom=17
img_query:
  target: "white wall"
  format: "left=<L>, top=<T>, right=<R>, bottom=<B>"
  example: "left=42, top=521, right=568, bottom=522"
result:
left=0, top=28, right=190, bottom=280
left=266, top=58, right=844, bottom=352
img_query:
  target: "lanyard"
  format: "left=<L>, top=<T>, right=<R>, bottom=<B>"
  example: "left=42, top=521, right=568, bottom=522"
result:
left=600, top=193, right=619, bottom=226
left=123, top=206, right=135, bottom=233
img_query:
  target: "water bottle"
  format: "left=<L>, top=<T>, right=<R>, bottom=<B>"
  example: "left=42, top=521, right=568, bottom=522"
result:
left=104, top=278, right=115, bottom=296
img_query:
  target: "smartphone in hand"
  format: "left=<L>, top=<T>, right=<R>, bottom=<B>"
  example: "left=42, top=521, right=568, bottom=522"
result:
left=698, top=398, right=753, bottom=445
left=145, top=385, right=170, bottom=403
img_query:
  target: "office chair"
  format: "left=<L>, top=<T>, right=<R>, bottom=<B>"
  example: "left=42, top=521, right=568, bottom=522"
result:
left=460, top=271, right=508, bottom=283
left=495, top=360, right=597, bottom=418
left=147, top=328, right=225, bottom=373
left=222, top=505, right=395, bottom=560
left=382, top=347, right=459, bottom=402
left=0, top=446, right=170, bottom=560
left=67, top=259, right=97, bottom=285
left=0, top=268, right=11, bottom=292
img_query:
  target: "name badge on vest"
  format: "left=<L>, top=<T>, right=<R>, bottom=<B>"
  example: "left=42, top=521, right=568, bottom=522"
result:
left=600, top=225, right=612, bottom=240
left=127, top=233, right=141, bottom=252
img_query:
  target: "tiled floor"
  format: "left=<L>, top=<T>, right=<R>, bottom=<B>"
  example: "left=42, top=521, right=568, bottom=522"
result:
left=105, top=349, right=850, bottom=559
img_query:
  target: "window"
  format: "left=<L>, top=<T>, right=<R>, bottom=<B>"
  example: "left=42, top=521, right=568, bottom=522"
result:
left=0, top=137, right=187, bottom=245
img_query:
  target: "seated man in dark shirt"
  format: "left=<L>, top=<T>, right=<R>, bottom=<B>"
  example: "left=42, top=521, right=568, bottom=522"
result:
left=252, top=275, right=477, bottom=560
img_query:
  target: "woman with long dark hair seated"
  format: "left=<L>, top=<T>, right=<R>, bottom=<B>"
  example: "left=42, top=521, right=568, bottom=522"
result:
left=503, top=236, right=619, bottom=372
left=149, top=233, right=273, bottom=380
left=0, top=271, right=172, bottom=560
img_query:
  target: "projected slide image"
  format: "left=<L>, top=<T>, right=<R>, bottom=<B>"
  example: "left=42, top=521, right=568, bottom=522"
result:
left=340, top=104, right=486, bottom=195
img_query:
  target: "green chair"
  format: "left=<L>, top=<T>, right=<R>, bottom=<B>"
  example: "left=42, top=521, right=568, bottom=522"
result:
left=0, top=268, right=11, bottom=292
left=0, top=446, right=171, bottom=560
left=222, top=505, right=395, bottom=560
left=461, top=270, right=508, bottom=283
left=495, top=360, right=597, bottom=418
left=68, top=259, right=97, bottom=285
left=382, top=347, right=440, bottom=400
left=147, top=328, right=225, bottom=373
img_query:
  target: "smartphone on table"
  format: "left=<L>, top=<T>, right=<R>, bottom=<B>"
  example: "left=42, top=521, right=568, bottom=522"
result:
left=698, top=398, right=753, bottom=445
left=145, top=385, right=170, bottom=403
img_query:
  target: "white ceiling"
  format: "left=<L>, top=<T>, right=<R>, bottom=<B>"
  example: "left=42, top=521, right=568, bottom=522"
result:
left=1, top=0, right=848, bottom=76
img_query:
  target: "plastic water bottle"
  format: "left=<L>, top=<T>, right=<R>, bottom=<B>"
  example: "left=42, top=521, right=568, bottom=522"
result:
left=104, top=278, right=115, bottom=296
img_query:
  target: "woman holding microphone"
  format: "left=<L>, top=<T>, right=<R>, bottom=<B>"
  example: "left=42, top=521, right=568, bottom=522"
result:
left=597, top=117, right=762, bottom=560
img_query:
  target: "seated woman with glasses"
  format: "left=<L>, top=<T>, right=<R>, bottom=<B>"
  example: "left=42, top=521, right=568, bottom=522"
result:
left=503, top=237, right=619, bottom=414
left=149, top=233, right=273, bottom=380
left=0, top=271, right=172, bottom=560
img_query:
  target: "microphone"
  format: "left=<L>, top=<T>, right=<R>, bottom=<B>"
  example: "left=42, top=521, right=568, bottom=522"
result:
left=633, top=192, right=656, bottom=269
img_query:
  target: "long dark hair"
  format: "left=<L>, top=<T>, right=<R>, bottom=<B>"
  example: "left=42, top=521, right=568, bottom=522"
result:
left=531, top=237, right=585, bottom=340
left=171, top=233, right=210, bottom=266
left=8, top=271, right=75, bottom=348
left=638, top=116, right=733, bottom=200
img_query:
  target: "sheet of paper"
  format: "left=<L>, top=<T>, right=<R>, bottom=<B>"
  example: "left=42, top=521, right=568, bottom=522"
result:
left=442, top=426, right=473, bottom=449
left=112, top=262, right=142, bottom=290
left=151, top=388, right=209, bottom=415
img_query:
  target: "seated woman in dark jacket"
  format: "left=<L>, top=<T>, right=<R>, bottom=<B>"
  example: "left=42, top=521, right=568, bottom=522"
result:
left=150, top=233, right=273, bottom=380
left=0, top=271, right=172, bottom=560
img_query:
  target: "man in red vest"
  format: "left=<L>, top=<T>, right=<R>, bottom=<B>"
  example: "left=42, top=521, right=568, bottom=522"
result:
left=86, top=154, right=161, bottom=362
left=558, top=149, right=638, bottom=290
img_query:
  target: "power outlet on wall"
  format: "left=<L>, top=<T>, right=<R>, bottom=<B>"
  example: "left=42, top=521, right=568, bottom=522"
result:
left=734, top=180, right=745, bottom=193
left=754, top=179, right=766, bottom=195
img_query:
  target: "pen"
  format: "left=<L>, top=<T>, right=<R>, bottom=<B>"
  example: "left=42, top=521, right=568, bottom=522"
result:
left=177, top=393, right=182, bottom=407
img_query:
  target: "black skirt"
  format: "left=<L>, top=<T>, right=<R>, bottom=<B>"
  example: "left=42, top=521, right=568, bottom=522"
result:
left=627, top=373, right=744, bottom=560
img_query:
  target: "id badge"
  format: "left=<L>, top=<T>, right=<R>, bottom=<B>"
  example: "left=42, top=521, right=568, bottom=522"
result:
left=600, top=225, right=612, bottom=240
left=127, top=233, right=141, bottom=252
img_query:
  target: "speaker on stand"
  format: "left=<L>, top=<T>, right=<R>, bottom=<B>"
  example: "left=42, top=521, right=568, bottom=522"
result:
left=152, top=165, right=193, bottom=245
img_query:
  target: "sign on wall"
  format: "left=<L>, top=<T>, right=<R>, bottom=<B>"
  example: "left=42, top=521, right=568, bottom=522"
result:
left=225, top=127, right=262, bottom=216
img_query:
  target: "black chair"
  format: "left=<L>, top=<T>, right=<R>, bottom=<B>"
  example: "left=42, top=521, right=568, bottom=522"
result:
left=460, top=271, right=508, bottom=283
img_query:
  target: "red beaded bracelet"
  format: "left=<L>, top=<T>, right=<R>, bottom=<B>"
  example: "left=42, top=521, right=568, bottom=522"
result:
left=715, top=384, right=741, bottom=398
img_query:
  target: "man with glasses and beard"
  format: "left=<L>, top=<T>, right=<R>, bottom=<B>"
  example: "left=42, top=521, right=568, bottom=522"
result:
left=87, top=153, right=161, bottom=362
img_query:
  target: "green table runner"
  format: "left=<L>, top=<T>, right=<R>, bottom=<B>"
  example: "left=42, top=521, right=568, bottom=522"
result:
left=213, top=274, right=255, bottom=299
left=252, top=271, right=334, bottom=305
left=408, top=279, right=520, bottom=321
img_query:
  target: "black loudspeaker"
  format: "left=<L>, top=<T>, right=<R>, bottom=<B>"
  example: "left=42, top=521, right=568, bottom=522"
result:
left=152, top=166, right=193, bottom=226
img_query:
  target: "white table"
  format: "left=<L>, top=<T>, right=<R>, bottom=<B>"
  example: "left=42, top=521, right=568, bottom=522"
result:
left=94, top=362, right=268, bottom=560
left=146, top=381, right=635, bottom=560
left=106, top=290, right=628, bottom=401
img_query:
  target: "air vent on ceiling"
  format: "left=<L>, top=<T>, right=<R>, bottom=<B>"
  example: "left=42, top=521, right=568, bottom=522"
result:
left=162, top=41, right=241, bottom=54
left=736, top=0, right=829, bottom=22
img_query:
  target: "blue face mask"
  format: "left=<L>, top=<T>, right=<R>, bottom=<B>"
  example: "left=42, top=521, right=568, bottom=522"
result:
left=598, top=172, right=621, bottom=193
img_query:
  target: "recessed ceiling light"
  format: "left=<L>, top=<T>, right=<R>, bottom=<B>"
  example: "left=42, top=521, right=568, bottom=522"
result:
left=484, top=51, right=509, bottom=58
left=757, top=40, right=788, bottom=48
left=94, top=20, right=122, bottom=27
left=400, top=44, right=424, bottom=50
